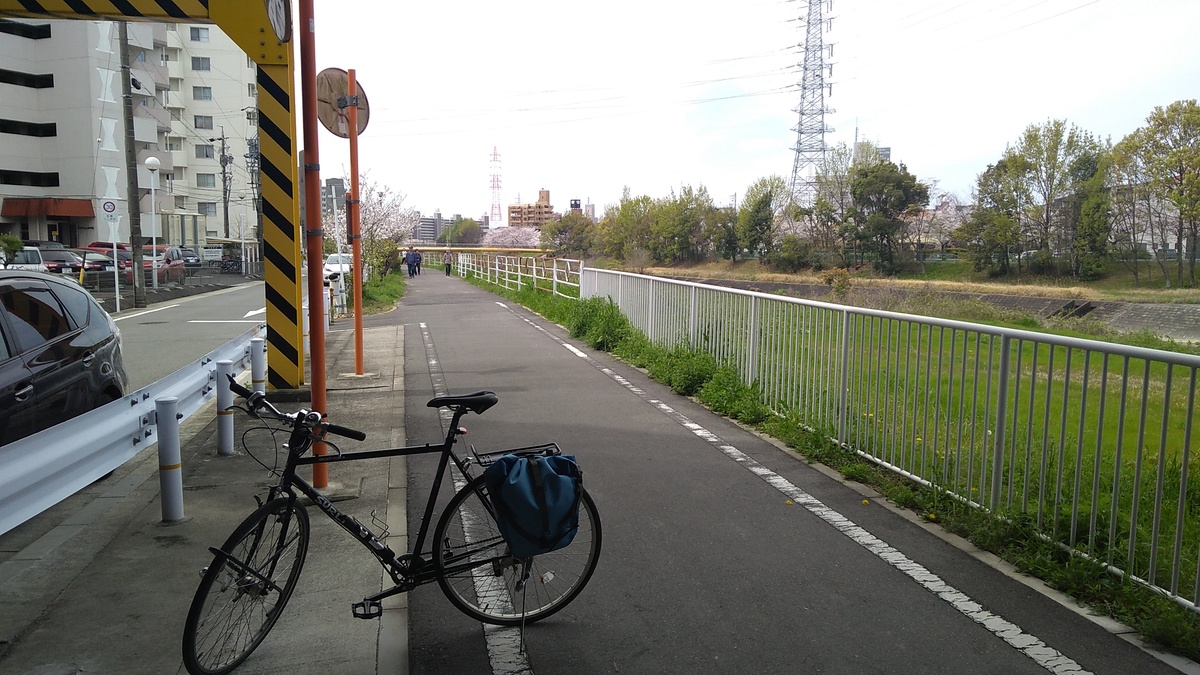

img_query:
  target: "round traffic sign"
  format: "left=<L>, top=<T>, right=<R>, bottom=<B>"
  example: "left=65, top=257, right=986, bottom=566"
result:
left=102, top=200, right=117, bottom=213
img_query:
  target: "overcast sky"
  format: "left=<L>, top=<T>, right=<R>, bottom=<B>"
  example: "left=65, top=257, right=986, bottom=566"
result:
left=307, top=0, right=1200, bottom=222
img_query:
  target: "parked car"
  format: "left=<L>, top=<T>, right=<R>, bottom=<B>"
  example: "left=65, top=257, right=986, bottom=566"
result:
left=81, top=246, right=134, bottom=271
left=69, top=249, right=117, bottom=273
left=322, top=253, right=353, bottom=280
left=38, top=248, right=85, bottom=276
left=0, top=269, right=128, bottom=446
left=22, top=240, right=67, bottom=249
left=128, top=247, right=185, bottom=285
left=5, top=247, right=49, bottom=273
left=85, top=241, right=131, bottom=251
left=177, top=247, right=203, bottom=275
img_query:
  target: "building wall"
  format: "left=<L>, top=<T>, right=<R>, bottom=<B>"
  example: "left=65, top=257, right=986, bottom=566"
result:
left=507, top=188, right=554, bottom=229
left=1, top=18, right=250, bottom=247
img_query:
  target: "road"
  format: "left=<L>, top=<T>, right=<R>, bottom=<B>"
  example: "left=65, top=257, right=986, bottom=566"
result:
left=112, top=281, right=272, bottom=389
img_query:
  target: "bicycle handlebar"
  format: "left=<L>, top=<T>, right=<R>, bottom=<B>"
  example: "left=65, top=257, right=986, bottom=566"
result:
left=224, top=374, right=366, bottom=442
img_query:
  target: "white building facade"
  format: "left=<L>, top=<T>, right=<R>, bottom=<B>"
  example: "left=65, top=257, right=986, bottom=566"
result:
left=0, top=17, right=257, bottom=250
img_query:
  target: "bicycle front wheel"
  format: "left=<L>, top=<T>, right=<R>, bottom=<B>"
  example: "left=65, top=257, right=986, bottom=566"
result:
left=434, top=474, right=602, bottom=625
left=182, top=497, right=310, bottom=675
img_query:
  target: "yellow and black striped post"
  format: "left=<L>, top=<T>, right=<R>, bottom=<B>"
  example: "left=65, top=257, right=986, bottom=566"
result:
left=1, top=0, right=307, bottom=388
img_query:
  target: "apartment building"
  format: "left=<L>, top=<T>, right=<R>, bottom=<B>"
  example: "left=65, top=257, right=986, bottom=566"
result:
left=0, top=18, right=256, bottom=249
left=507, top=189, right=554, bottom=229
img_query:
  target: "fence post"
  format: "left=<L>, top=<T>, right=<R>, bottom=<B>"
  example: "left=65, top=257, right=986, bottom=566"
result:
left=647, top=278, right=656, bottom=343
left=689, top=285, right=698, bottom=348
left=553, top=259, right=559, bottom=296
left=838, top=310, right=851, bottom=446
left=155, top=396, right=185, bottom=522
left=251, top=336, right=267, bottom=394
left=216, top=359, right=235, bottom=457
left=747, top=296, right=759, bottom=384
left=990, top=335, right=1012, bottom=509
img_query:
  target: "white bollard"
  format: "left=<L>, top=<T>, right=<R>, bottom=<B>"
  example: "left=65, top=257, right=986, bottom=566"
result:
left=216, top=359, right=235, bottom=456
left=155, top=396, right=185, bottom=522
left=251, top=337, right=266, bottom=394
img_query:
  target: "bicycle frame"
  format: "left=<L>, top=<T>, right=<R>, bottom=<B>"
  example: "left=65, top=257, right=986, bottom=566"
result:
left=269, top=406, right=489, bottom=593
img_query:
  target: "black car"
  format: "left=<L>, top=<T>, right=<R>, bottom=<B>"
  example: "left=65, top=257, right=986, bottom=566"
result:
left=0, top=270, right=128, bottom=446
left=39, top=249, right=85, bottom=276
left=175, top=246, right=203, bottom=275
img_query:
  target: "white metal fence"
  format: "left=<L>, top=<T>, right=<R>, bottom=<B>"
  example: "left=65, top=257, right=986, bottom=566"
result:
left=582, top=267, right=1200, bottom=611
left=456, top=253, right=580, bottom=297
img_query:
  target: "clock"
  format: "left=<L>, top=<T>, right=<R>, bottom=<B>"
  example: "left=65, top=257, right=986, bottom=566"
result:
left=265, top=0, right=292, bottom=44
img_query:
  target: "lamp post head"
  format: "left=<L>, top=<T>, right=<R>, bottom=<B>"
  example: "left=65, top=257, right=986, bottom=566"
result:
left=145, top=156, right=160, bottom=172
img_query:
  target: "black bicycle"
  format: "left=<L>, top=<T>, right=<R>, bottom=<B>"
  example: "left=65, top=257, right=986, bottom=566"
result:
left=181, top=377, right=602, bottom=675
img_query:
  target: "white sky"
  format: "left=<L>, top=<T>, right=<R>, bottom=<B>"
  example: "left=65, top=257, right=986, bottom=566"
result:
left=306, top=0, right=1200, bottom=222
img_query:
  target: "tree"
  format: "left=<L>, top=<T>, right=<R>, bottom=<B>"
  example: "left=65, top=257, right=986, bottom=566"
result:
left=848, top=162, right=929, bottom=274
left=482, top=226, right=540, bottom=248
left=1011, top=119, right=1082, bottom=254
left=0, top=233, right=22, bottom=267
left=337, top=175, right=416, bottom=278
left=593, top=188, right=654, bottom=260
left=1137, top=100, right=1200, bottom=286
left=1064, top=140, right=1112, bottom=281
left=540, top=212, right=593, bottom=255
left=437, top=218, right=482, bottom=245
left=738, top=176, right=790, bottom=263
left=712, top=206, right=740, bottom=261
left=646, top=185, right=714, bottom=264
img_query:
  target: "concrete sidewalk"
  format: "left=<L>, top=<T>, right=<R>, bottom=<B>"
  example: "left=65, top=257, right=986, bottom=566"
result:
left=0, top=323, right=408, bottom=674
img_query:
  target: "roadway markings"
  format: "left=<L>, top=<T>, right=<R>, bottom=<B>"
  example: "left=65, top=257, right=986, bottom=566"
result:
left=495, top=301, right=1091, bottom=675
left=418, top=322, right=534, bottom=675
left=112, top=304, right=179, bottom=322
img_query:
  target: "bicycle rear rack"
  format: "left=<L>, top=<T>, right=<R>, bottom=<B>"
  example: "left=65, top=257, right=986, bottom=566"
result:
left=471, top=442, right=561, bottom=467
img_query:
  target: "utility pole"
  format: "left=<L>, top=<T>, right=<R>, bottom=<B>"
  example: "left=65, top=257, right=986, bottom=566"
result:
left=119, top=22, right=147, bottom=308
left=245, top=133, right=262, bottom=248
left=211, top=126, right=232, bottom=238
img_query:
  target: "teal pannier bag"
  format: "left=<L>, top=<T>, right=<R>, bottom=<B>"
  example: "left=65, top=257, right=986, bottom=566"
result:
left=482, top=454, right=582, bottom=560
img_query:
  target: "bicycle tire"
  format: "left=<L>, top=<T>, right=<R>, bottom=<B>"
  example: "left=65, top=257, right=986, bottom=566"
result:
left=433, top=473, right=601, bottom=625
left=182, top=497, right=310, bottom=675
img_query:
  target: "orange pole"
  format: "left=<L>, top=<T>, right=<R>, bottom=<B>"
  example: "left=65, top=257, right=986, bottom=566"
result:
left=348, top=69, right=364, bottom=375
left=299, top=0, right=328, bottom=487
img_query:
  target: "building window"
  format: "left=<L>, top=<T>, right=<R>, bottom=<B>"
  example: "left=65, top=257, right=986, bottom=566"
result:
left=194, top=115, right=213, bottom=130
left=197, top=174, right=216, bottom=188
left=0, top=68, right=53, bottom=89
left=246, top=109, right=257, bottom=127
left=193, top=86, right=212, bottom=101
left=190, top=27, right=209, bottom=42
left=198, top=202, right=218, bottom=217
left=195, top=144, right=215, bottom=159
left=191, top=57, right=210, bottom=71
left=0, top=169, right=59, bottom=187
left=0, top=118, right=56, bottom=137
left=165, top=136, right=183, bottom=151
left=247, top=83, right=257, bottom=98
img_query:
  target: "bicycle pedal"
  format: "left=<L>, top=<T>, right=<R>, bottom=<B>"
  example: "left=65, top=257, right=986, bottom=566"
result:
left=351, top=599, right=383, bottom=620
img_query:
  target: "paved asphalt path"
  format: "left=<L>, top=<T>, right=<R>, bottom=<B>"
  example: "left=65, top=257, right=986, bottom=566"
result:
left=369, top=273, right=1184, bottom=675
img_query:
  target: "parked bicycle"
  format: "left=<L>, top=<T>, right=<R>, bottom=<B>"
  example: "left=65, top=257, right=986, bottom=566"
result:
left=181, top=377, right=602, bottom=675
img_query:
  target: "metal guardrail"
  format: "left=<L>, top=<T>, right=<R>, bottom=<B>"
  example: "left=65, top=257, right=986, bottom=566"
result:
left=581, top=267, right=1200, bottom=611
left=456, top=253, right=580, bottom=298
left=0, top=323, right=265, bottom=536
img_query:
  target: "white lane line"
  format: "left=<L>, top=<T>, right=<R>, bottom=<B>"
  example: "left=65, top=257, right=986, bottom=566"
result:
left=244, top=307, right=266, bottom=318
left=187, top=320, right=264, bottom=324
left=500, top=305, right=1090, bottom=675
left=419, top=321, right=533, bottom=675
left=112, top=304, right=179, bottom=321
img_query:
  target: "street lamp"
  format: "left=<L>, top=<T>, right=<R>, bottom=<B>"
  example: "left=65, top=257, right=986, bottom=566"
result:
left=145, top=156, right=160, bottom=289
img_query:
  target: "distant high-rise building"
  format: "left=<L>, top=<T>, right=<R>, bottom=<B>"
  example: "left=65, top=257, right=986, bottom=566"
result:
left=508, top=189, right=553, bottom=229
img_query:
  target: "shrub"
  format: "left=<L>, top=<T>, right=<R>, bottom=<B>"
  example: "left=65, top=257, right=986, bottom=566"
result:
left=697, top=365, right=770, bottom=424
left=568, top=297, right=630, bottom=351
left=821, top=268, right=853, bottom=299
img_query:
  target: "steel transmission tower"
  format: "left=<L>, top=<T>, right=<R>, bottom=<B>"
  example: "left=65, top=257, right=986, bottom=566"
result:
left=789, top=0, right=834, bottom=207
left=489, top=147, right=503, bottom=226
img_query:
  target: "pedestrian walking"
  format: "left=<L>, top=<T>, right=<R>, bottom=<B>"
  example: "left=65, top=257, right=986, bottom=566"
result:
left=443, top=248, right=453, bottom=276
left=404, top=246, right=417, bottom=278
left=415, top=249, right=423, bottom=275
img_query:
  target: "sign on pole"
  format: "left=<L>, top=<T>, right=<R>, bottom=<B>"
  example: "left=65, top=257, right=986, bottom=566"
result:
left=102, top=201, right=121, bottom=313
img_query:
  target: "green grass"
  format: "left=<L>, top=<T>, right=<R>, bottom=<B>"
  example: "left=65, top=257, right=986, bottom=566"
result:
left=360, top=271, right=406, bottom=314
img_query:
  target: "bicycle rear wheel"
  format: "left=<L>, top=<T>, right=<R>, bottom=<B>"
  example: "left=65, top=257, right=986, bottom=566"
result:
left=182, top=497, right=310, bottom=675
left=434, top=473, right=601, bottom=625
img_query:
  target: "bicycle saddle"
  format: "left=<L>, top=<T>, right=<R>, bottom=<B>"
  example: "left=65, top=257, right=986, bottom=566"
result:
left=426, top=391, right=498, bottom=414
